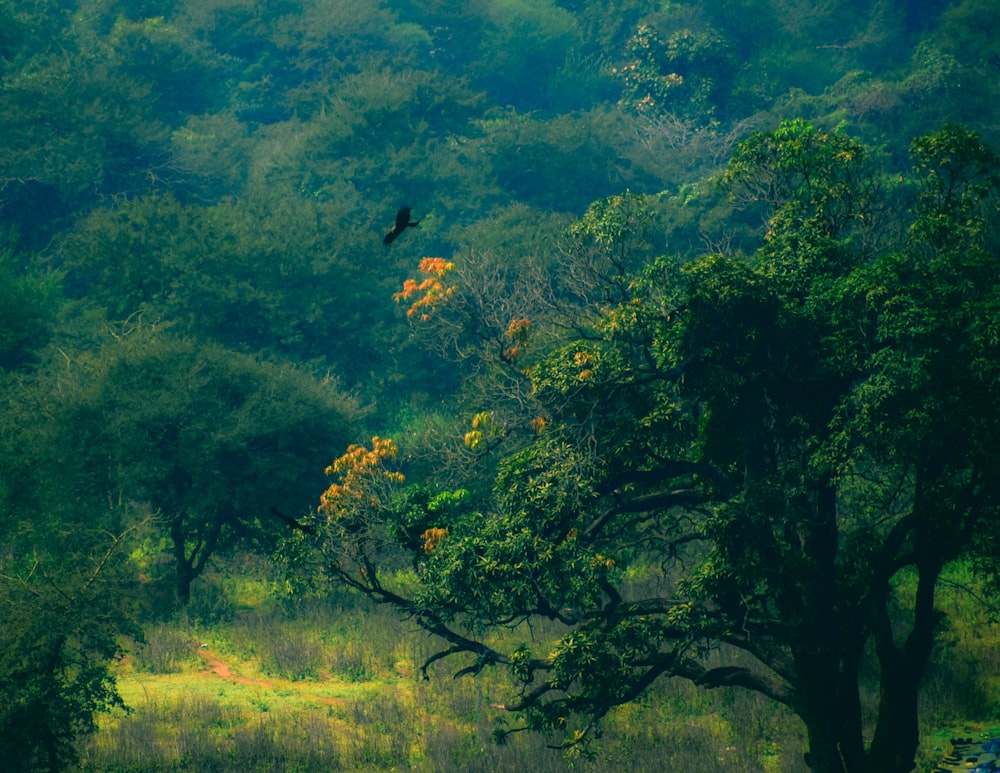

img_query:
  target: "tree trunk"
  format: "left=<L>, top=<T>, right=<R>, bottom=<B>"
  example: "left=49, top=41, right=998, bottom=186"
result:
left=796, top=481, right=870, bottom=772
left=796, top=648, right=868, bottom=773
left=41, top=635, right=68, bottom=773
left=170, top=513, right=224, bottom=605
left=175, top=564, right=196, bottom=605
left=869, top=555, right=943, bottom=773
left=868, top=660, right=922, bottom=773
left=803, top=716, right=849, bottom=773
left=171, top=517, right=200, bottom=605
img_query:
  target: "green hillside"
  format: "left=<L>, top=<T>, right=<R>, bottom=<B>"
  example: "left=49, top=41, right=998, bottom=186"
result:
left=2, top=1, right=999, bottom=771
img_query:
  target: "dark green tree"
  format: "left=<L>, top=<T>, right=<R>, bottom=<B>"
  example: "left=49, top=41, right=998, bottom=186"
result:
left=36, top=328, right=362, bottom=604
left=0, top=9, right=171, bottom=243
left=294, top=123, right=1000, bottom=773
left=0, top=524, right=139, bottom=773
left=57, top=188, right=407, bottom=384
left=0, top=245, right=62, bottom=371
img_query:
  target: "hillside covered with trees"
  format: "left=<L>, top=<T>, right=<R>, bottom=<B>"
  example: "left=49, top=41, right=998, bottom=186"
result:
left=2, top=0, right=1000, bottom=771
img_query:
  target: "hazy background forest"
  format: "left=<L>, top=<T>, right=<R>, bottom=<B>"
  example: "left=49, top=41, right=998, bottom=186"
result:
left=2, top=0, right=1000, bottom=770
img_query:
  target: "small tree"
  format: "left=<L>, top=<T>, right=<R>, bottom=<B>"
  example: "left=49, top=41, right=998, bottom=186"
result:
left=0, top=525, right=139, bottom=772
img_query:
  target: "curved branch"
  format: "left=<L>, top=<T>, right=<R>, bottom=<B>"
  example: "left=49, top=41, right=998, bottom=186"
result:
left=583, top=488, right=706, bottom=541
left=499, top=647, right=793, bottom=749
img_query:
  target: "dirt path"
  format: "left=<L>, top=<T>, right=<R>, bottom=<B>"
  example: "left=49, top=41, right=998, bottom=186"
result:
left=191, top=645, right=346, bottom=707
left=194, top=646, right=273, bottom=688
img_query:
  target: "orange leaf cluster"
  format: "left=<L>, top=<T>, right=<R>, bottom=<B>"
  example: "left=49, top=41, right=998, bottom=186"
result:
left=503, top=317, right=533, bottom=360
left=504, top=317, right=532, bottom=341
left=320, top=435, right=405, bottom=513
left=393, top=257, right=456, bottom=321
left=418, top=256, right=455, bottom=277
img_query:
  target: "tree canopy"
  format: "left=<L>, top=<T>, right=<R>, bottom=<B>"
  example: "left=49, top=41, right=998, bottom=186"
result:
left=292, top=123, right=1000, bottom=773
left=3, top=0, right=1000, bottom=767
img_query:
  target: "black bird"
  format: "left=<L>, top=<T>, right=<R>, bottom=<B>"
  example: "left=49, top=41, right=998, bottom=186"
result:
left=383, top=206, right=420, bottom=245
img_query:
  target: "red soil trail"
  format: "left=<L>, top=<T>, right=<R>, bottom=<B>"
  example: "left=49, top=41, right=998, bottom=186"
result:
left=190, top=645, right=345, bottom=707
left=193, top=646, right=273, bottom=688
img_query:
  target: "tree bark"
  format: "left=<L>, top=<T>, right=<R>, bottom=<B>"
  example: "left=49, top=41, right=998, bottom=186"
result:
left=795, top=480, right=869, bottom=772
left=170, top=512, right=224, bottom=604
left=796, top=647, right=868, bottom=773
left=869, top=555, right=943, bottom=773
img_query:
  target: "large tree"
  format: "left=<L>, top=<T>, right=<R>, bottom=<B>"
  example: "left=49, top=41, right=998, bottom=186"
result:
left=296, top=121, right=1000, bottom=772
left=24, top=327, right=362, bottom=605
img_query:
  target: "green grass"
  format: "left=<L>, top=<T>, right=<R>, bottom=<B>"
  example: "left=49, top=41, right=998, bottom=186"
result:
left=76, top=558, right=1000, bottom=772
left=912, top=564, right=1000, bottom=772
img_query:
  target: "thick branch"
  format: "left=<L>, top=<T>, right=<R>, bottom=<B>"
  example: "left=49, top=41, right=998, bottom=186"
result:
left=602, top=460, right=733, bottom=498
left=583, top=488, right=706, bottom=541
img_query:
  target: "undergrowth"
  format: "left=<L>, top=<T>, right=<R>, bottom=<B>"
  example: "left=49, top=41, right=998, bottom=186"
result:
left=76, top=557, right=999, bottom=772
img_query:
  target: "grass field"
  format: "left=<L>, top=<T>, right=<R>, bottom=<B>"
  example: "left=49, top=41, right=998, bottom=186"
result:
left=75, top=559, right=1000, bottom=772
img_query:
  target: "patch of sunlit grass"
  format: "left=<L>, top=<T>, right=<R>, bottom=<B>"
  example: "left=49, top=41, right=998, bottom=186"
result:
left=84, top=567, right=818, bottom=771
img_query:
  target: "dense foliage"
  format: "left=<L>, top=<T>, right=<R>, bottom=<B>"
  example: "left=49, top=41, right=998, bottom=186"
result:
left=2, top=0, right=1000, bottom=768
left=295, top=122, right=1000, bottom=773
left=0, top=526, right=137, bottom=772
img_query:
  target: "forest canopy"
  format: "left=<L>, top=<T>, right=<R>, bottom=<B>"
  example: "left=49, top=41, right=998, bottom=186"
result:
left=2, top=0, right=999, bottom=771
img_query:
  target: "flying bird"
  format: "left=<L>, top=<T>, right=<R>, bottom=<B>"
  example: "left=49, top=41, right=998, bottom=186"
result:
left=383, top=206, right=420, bottom=245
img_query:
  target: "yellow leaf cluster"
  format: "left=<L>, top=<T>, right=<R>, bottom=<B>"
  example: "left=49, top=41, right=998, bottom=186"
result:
left=572, top=349, right=597, bottom=381
left=420, top=527, right=449, bottom=554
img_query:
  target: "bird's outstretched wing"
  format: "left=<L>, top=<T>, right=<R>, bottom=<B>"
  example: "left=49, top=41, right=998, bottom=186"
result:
left=384, top=206, right=419, bottom=245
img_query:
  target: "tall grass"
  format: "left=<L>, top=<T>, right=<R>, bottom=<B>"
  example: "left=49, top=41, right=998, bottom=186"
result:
left=79, top=558, right=1000, bottom=772
left=128, top=625, right=200, bottom=675
left=82, top=693, right=351, bottom=772
left=82, top=684, right=805, bottom=773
